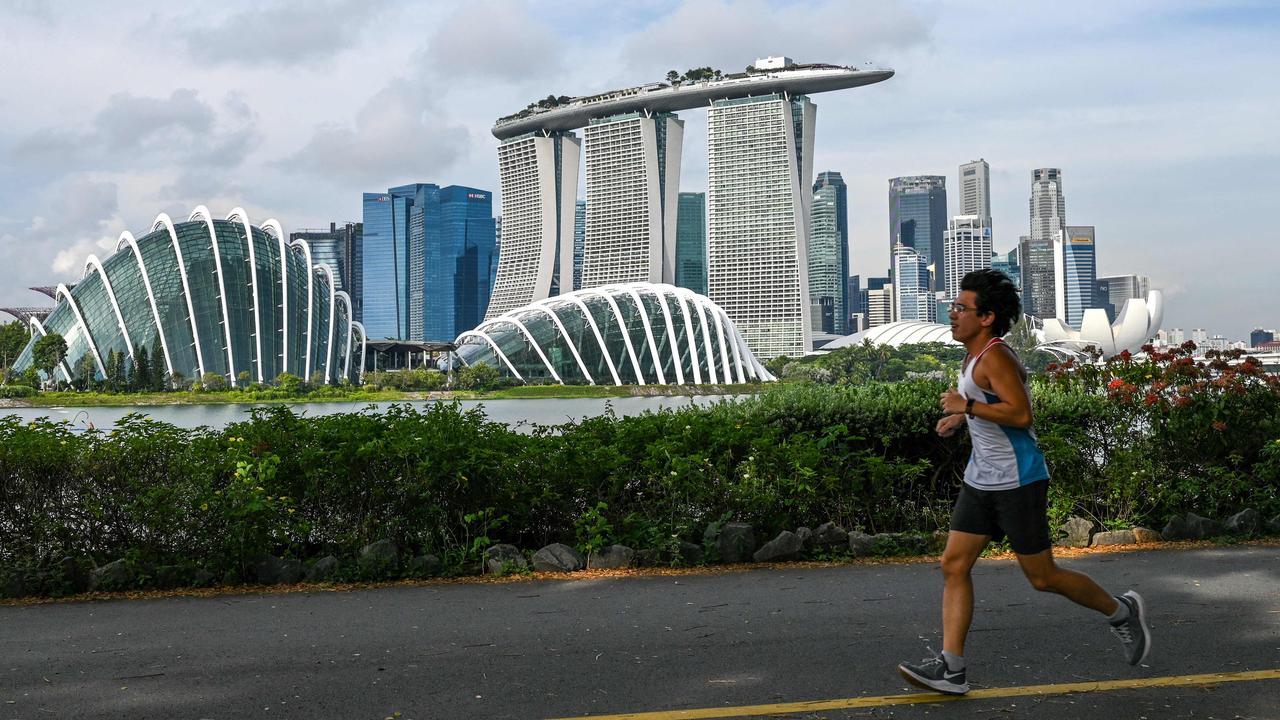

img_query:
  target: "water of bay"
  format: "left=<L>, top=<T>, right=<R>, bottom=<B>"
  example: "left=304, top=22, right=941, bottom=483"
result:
left=2, top=395, right=750, bottom=432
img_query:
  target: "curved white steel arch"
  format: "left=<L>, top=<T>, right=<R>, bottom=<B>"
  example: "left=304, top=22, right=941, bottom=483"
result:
left=227, top=209, right=265, bottom=384
left=559, top=294, right=621, bottom=385
left=153, top=213, right=205, bottom=379
left=649, top=286, right=684, bottom=385
left=190, top=206, right=236, bottom=381
left=261, top=219, right=289, bottom=376
left=84, top=254, right=135, bottom=363
left=715, top=307, right=745, bottom=383
left=115, top=232, right=175, bottom=379
left=351, top=321, right=367, bottom=383
left=289, top=239, right=315, bottom=381
left=692, top=297, right=718, bottom=384
left=707, top=304, right=733, bottom=382
left=517, top=304, right=594, bottom=384
left=491, top=316, right=562, bottom=384
left=580, top=288, right=646, bottom=385
left=336, top=291, right=354, bottom=382
left=672, top=289, right=704, bottom=384
left=29, top=317, right=73, bottom=383
left=456, top=330, right=524, bottom=381
left=609, top=284, right=666, bottom=384
left=317, top=264, right=337, bottom=384
left=56, top=284, right=106, bottom=379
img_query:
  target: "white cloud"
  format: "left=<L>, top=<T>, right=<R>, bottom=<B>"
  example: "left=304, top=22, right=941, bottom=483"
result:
left=178, top=0, right=392, bottom=67
left=425, top=0, right=563, bottom=82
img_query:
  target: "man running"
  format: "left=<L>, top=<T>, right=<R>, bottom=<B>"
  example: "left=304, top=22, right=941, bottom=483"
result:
left=897, top=269, right=1150, bottom=695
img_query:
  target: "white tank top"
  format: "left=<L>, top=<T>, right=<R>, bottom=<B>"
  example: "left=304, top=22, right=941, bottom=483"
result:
left=958, top=338, right=1049, bottom=491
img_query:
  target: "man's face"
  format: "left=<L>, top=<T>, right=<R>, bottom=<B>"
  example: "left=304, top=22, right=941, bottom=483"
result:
left=949, top=290, right=990, bottom=342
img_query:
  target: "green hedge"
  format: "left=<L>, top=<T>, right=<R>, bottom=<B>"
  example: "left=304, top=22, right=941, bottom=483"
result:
left=1, top=347, right=1277, bottom=590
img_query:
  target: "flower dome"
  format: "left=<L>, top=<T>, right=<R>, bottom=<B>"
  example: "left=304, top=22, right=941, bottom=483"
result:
left=13, top=206, right=364, bottom=386
left=453, top=282, right=773, bottom=385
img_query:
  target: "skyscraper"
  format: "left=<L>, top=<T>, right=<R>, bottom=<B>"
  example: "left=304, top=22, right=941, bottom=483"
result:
left=893, top=244, right=934, bottom=323
left=1054, top=225, right=1096, bottom=329
left=889, top=176, right=947, bottom=291
left=865, top=277, right=894, bottom=328
left=813, top=171, right=849, bottom=333
left=943, top=215, right=993, bottom=300
left=1096, top=274, right=1149, bottom=322
left=422, top=186, right=497, bottom=341
left=581, top=112, right=683, bottom=289
left=398, top=183, right=442, bottom=341
left=290, top=221, right=362, bottom=298
left=1026, top=168, right=1066, bottom=319
left=675, top=192, right=706, bottom=295
left=991, top=246, right=1021, bottom=290
left=959, top=159, right=992, bottom=228
left=572, top=200, right=585, bottom=291
left=361, top=191, right=414, bottom=339
left=487, top=131, right=580, bottom=319
left=810, top=173, right=846, bottom=334
left=707, top=94, right=815, bottom=360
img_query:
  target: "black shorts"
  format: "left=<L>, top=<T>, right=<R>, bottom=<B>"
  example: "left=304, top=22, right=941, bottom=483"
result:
left=950, top=480, right=1052, bottom=555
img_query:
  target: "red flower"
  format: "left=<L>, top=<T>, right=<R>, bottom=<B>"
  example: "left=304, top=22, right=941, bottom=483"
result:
left=1119, top=349, right=1132, bottom=362
left=1108, top=378, right=1125, bottom=390
left=1143, top=393, right=1159, bottom=406
left=1212, top=420, right=1227, bottom=431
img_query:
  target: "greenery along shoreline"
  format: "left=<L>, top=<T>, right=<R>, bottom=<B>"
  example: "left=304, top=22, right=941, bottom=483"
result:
left=2, top=344, right=1277, bottom=597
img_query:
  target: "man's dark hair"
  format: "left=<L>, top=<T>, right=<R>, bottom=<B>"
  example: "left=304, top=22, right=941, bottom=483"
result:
left=960, top=269, right=1021, bottom=337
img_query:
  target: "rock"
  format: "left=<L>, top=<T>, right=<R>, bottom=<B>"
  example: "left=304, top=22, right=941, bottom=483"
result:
left=406, top=554, right=441, bottom=578
left=591, top=544, right=635, bottom=569
left=847, top=531, right=875, bottom=557
left=813, top=522, right=849, bottom=548
left=704, top=522, right=756, bottom=563
left=59, top=557, right=90, bottom=594
left=1162, top=513, right=1221, bottom=541
left=192, top=569, right=217, bottom=587
left=676, top=541, right=704, bottom=565
left=1057, top=516, right=1097, bottom=548
left=252, top=555, right=304, bottom=585
left=532, top=543, right=585, bottom=573
left=359, top=539, right=400, bottom=577
left=1091, top=530, right=1136, bottom=546
left=1131, top=527, right=1162, bottom=543
left=305, top=555, right=339, bottom=582
left=633, top=549, right=662, bottom=567
left=1268, top=515, right=1280, bottom=536
left=795, top=526, right=813, bottom=549
left=869, top=533, right=929, bottom=557
left=484, top=544, right=527, bottom=575
left=1224, top=509, right=1262, bottom=537
left=89, top=559, right=133, bottom=592
left=753, top=531, right=803, bottom=562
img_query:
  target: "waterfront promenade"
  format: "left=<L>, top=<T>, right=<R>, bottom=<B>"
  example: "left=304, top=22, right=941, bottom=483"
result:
left=2, top=544, right=1277, bottom=719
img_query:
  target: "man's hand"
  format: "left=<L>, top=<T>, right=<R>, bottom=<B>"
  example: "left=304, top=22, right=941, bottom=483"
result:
left=939, top=389, right=968, bottom=415
left=936, top=413, right=966, bottom=437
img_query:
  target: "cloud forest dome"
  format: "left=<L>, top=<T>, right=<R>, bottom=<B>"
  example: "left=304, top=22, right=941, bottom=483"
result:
left=454, top=283, right=773, bottom=386
left=13, top=206, right=365, bottom=386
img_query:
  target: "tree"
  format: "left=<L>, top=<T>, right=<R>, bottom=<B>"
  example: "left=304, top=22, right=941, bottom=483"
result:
left=666, top=69, right=680, bottom=84
left=201, top=372, right=228, bottom=391
left=0, top=320, right=28, bottom=372
left=133, top=343, right=152, bottom=391
left=150, top=342, right=167, bottom=390
left=32, top=333, right=67, bottom=388
left=1004, top=316, right=1054, bottom=374
left=74, top=352, right=97, bottom=390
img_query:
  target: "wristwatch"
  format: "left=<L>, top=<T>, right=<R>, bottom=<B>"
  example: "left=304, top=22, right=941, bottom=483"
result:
left=965, top=398, right=975, bottom=418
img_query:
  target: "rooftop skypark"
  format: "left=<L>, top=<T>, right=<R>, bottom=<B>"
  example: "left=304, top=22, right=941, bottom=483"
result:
left=492, top=57, right=894, bottom=139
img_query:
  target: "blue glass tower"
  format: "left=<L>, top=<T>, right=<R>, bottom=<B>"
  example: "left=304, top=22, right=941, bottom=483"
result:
left=422, top=186, right=496, bottom=341
left=889, top=176, right=947, bottom=292
left=361, top=190, right=417, bottom=340
left=675, top=192, right=706, bottom=295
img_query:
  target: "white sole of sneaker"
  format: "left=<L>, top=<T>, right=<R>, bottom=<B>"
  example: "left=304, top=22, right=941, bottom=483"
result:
left=897, top=665, right=969, bottom=695
left=1125, top=590, right=1152, bottom=665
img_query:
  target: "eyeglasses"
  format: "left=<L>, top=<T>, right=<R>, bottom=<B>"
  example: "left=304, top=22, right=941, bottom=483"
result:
left=947, top=303, right=980, bottom=315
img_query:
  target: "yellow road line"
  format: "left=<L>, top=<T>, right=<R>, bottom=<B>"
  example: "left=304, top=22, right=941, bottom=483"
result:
left=549, top=668, right=1280, bottom=720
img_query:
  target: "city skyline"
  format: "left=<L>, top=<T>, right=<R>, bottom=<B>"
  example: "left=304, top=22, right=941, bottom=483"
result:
left=0, top=2, right=1275, bottom=343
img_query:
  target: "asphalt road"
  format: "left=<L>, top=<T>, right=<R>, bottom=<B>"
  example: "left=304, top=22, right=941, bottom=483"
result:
left=2, top=545, right=1278, bottom=720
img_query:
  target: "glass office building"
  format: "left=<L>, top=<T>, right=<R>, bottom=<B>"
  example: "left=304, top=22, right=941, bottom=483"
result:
left=14, top=207, right=363, bottom=386
left=361, top=191, right=414, bottom=339
left=675, top=192, right=706, bottom=295
left=889, top=176, right=947, bottom=291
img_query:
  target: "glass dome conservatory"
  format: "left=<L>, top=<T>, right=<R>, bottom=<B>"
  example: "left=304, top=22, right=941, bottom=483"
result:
left=453, top=283, right=773, bottom=385
left=13, top=206, right=365, bottom=386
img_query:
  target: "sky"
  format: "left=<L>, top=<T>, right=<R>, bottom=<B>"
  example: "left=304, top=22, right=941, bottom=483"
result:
left=0, top=0, right=1277, bottom=342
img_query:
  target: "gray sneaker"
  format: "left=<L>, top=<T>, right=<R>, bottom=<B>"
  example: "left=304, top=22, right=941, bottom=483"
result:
left=898, top=650, right=969, bottom=695
left=1110, top=590, right=1151, bottom=665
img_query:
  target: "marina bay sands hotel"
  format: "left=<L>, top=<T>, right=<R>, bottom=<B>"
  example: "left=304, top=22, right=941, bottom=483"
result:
left=487, top=57, right=893, bottom=360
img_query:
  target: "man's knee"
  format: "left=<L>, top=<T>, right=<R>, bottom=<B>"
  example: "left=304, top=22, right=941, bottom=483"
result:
left=940, top=554, right=971, bottom=581
left=1026, top=571, right=1056, bottom=593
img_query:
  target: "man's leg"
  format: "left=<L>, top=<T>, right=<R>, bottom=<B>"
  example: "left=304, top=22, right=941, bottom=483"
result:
left=943, top=530, right=990, bottom=657
left=1015, top=549, right=1119, bottom=614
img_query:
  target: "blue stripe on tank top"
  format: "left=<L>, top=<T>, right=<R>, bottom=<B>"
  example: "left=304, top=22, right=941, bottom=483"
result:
left=999, top=424, right=1050, bottom=485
